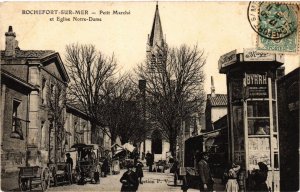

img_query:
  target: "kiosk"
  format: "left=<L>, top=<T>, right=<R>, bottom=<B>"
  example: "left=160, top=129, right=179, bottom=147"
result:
left=219, top=49, right=284, bottom=191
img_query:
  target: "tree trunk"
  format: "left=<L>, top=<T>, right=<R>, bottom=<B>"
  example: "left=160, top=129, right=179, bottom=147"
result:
left=169, top=134, right=177, bottom=157
left=90, top=122, right=98, bottom=144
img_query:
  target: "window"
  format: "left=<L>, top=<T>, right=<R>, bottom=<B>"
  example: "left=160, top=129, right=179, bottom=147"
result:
left=50, top=83, right=54, bottom=95
left=247, top=101, right=270, bottom=135
left=149, top=54, right=156, bottom=72
left=12, top=100, right=23, bottom=140
left=41, top=78, right=47, bottom=104
left=41, top=121, right=45, bottom=148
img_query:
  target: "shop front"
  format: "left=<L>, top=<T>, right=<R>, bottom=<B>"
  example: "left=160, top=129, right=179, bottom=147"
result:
left=219, top=49, right=284, bottom=191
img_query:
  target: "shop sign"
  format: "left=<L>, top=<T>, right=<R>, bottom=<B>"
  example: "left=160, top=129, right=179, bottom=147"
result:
left=218, top=49, right=237, bottom=70
left=244, top=73, right=267, bottom=86
left=244, top=48, right=275, bottom=61
left=244, top=73, right=268, bottom=98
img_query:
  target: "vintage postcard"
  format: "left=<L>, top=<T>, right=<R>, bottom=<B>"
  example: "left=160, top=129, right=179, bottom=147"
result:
left=0, top=1, right=299, bottom=192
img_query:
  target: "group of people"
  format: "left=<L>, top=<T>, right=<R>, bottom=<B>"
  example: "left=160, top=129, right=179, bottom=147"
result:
left=224, top=161, right=269, bottom=192
left=196, top=152, right=269, bottom=192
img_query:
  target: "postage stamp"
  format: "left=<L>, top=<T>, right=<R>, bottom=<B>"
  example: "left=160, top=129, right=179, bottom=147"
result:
left=248, top=2, right=299, bottom=53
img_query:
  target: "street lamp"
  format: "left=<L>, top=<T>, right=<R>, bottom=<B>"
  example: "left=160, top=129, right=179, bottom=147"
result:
left=47, top=112, right=53, bottom=163
left=138, top=80, right=146, bottom=157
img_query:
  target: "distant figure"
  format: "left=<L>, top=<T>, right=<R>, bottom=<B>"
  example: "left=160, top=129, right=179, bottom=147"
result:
left=120, top=163, right=139, bottom=192
left=135, top=159, right=144, bottom=184
left=145, top=151, right=154, bottom=172
left=65, top=153, right=73, bottom=183
left=252, top=162, right=269, bottom=191
left=225, top=163, right=240, bottom=192
left=66, top=153, right=73, bottom=170
left=102, top=157, right=109, bottom=177
left=197, top=152, right=214, bottom=192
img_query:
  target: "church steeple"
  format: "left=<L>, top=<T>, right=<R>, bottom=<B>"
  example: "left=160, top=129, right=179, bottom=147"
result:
left=148, top=4, right=165, bottom=49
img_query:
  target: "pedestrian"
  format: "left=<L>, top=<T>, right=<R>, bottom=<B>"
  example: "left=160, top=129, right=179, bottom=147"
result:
left=135, top=159, right=144, bottom=184
left=66, top=153, right=73, bottom=170
left=225, top=163, right=240, bottom=192
left=197, top=152, right=214, bottom=192
left=102, top=157, right=109, bottom=177
left=65, top=153, right=73, bottom=183
left=252, top=162, right=269, bottom=191
left=120, top=163, right=139, bottom=192
left=145, top=151, right=154, bottom=172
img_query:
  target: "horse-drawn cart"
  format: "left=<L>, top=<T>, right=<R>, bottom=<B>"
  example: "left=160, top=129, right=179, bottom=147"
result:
left=71, top=143, right=100, bottom=184
left=18, top=166, right=50, bottom=191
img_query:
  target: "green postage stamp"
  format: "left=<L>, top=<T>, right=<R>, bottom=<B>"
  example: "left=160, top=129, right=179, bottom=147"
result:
left=248, top=2, right=299, bottom=53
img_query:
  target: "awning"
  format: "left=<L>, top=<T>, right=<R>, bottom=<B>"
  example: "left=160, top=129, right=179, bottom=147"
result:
left=122, top=143, right=135, bottom=152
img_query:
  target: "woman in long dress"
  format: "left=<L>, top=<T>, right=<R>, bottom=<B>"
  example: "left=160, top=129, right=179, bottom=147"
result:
left=225, top=163, right=240, bottom=192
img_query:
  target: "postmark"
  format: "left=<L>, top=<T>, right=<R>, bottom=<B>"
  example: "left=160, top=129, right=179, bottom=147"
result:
left=248, top=2, right=299, bottom=53
left=248, top=2, right=298, bottom=40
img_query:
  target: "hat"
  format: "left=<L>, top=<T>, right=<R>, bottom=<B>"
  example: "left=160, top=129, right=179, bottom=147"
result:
left=258, top=162, right=268, bottom=172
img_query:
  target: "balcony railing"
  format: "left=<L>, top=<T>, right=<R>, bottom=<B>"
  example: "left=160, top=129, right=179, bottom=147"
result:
left=11, top=117, right=28, bottom=140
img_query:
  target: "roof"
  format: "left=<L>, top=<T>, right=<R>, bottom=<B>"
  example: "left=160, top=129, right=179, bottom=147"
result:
left=149, top=4, right=164, bottom=47
left=1, top=50, right=55, bottom=59
left=207, top=94, right=227, bottom=106
left=1, top=50, right=70, bottom=83
left=66, top=103, right=88, bottom=117
left=1, top=69, right=37, bottom=90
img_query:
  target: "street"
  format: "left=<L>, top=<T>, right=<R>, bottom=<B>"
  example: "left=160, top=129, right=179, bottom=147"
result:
left=47, top=168, right=225, bottom=192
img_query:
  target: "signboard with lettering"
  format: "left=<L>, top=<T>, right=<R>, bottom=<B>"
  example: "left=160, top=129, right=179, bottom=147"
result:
left=243, top=49, right=275, bottom=61
left=244, top=73, right=268, bottom=98
left=218, top=49, right=237, bottom=70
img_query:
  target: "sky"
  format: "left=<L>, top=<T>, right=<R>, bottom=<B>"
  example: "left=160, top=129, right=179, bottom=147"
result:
left=0, top=1, right=299, bottom=94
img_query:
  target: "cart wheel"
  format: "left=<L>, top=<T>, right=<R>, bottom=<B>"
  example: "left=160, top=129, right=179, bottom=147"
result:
left=18, top=177, right=29, bottom=191
left=41, top=168, right=50, bottom=191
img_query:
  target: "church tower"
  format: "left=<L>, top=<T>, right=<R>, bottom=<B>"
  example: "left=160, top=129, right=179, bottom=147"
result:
left=146, top=4, right=167, bottom=73
left=141, top=4, right=170, bottom=161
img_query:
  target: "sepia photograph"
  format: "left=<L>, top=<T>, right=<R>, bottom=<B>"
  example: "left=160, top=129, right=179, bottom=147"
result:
left=0, top=1, right=299, bottom=191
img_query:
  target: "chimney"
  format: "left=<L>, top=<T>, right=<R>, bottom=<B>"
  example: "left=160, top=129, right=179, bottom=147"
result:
left=211, top=76, right=216, bottom=97
left=5, top=26, right=18, bottom=57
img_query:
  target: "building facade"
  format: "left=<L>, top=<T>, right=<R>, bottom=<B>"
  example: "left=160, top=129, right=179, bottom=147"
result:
left=277, top=67, right=299, bottom=191
left=205, top=77, right=227, bottom=132
left=1, top=69, right=35, bottom=180
left=65, top=104, right=91, bottom=152
left=1, top=26, right=69, bottom=169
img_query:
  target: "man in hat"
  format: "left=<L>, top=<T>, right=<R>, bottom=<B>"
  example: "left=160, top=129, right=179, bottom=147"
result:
left=197, top=152, right=214, bottom=192
left=120, top=163, right=139, bottom=192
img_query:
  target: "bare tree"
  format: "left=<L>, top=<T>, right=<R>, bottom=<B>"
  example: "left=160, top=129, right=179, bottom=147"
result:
left=46, top=78, right=67, bottom=163
left=65, top=44, right=117, bottom=144
left=101, top=76, right=146, bottom=145
left=136, top=44, right=206, bottom=156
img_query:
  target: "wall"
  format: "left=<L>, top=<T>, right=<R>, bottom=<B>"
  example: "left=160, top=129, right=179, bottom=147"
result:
left=277, top=68, right=299, bottom=191
left=1, top=82, right=28, bottom=174
left=211, top=107, right=227, bottom=123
